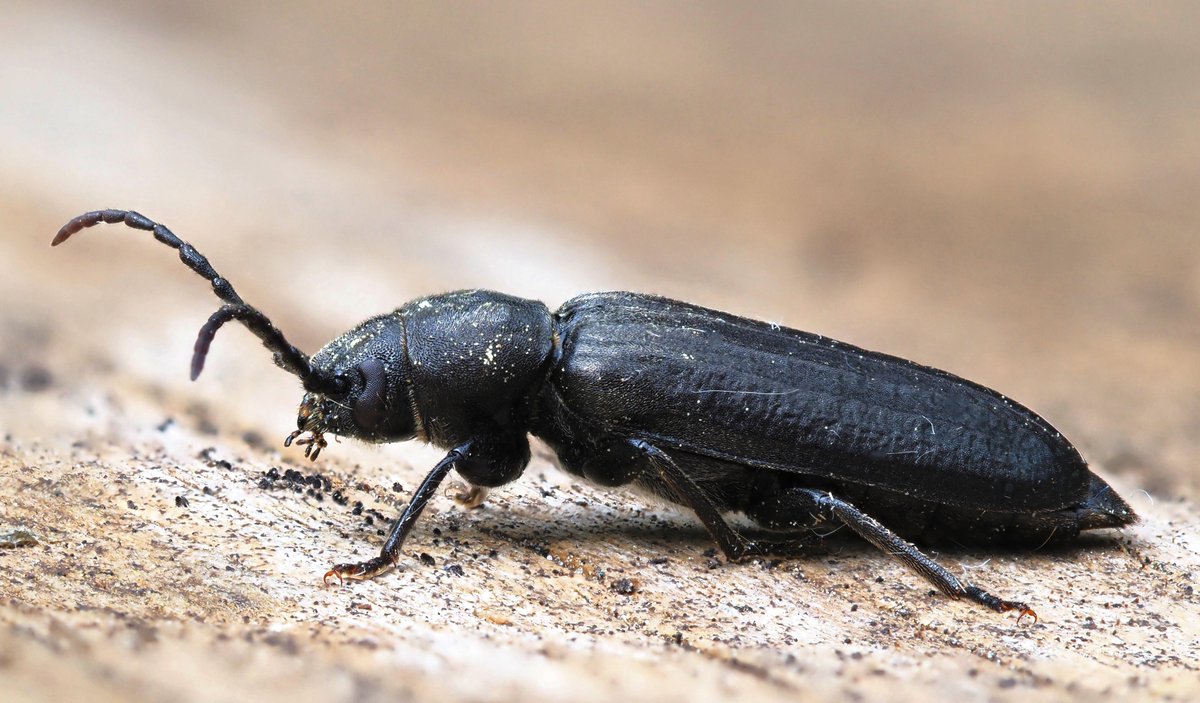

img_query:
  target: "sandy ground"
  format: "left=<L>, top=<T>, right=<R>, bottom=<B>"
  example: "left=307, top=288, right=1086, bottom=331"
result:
left=2, top=3, right=1198, bottom=701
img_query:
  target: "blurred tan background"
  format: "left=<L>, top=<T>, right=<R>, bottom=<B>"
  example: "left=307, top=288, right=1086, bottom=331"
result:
left=2, top=3, right=1198, bottom=702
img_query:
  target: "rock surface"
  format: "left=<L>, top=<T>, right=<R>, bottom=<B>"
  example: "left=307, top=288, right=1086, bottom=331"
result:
left=2, top=3, right=1198, bottom=702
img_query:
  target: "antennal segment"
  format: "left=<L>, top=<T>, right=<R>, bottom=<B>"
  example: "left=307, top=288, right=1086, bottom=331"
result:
left=193, top=305, right=345, bottom=394
left=55, top=209, right=341, bottom=391
left=193, top=305, right=302, bottom=378
left=54, top=209, right=245, bottom=307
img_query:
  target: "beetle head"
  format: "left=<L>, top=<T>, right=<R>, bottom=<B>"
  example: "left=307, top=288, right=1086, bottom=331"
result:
left=285, top=315, right=419, bottom=458
left=193, top=308, right=418, bottom=460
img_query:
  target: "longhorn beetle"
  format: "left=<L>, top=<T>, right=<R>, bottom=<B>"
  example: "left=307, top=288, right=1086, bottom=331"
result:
left=54, top=209, right=1137, bottom=621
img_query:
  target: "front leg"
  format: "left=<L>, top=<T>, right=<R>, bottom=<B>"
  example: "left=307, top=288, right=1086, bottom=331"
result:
left=325, top=432, right=530, bottom=584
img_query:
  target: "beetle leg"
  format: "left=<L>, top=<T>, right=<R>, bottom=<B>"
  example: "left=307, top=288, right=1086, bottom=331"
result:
left=796, top=488, right=1037, bottom=622
left=450, top=483, right=490, bottom=509
left=324, top=441, right=470, bottom=585
left=631, top=440, right=818, bottom=560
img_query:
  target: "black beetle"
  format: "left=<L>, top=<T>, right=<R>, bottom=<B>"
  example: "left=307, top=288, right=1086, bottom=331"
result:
left=55, top=209, right=1137, bottom=621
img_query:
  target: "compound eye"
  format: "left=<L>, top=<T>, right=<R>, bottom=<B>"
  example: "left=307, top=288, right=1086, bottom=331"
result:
left=352, top=359, right=387, bottom=429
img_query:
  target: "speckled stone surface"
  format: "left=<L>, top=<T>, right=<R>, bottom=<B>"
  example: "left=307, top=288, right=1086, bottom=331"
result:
left=2, top=3, right=1198, bottom=701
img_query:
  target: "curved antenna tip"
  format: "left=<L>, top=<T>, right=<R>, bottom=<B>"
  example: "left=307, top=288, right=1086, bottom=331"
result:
left=191, top=311, right=223, bottom=381
left=191, top=304, right=319, bottom=387
left=51, top=225, right=76, bottom=246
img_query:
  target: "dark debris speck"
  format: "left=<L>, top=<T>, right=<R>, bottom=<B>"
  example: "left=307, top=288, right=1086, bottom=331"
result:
left=522, top=540, right=551, bottom=559
left=241, top=430, right=266, bottom=449
left=198, top=447, right=233, bottom=471
left=18, top=366, right=54, bottom=392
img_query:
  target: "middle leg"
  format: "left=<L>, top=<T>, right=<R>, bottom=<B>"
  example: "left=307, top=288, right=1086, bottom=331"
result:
left=631, top=439, right=820, bottom=560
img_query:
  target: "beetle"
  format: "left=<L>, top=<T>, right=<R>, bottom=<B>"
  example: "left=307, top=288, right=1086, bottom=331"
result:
left=54, top=209, right=1137, bottom=621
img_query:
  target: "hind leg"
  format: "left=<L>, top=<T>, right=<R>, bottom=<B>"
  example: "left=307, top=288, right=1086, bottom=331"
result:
left=748, top=485, right=1037, bottom=621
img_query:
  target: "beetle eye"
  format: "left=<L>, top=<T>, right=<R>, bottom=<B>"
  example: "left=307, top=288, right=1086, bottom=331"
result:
left=352, top=359, right=387, bottom=429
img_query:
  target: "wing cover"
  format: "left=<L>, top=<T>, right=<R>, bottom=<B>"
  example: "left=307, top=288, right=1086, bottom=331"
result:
left=548, top=292, right=1089, bottom=511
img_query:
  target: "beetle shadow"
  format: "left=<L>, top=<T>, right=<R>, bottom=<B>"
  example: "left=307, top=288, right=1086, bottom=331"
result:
left=467, top=506, right=1134, bottom=564
left=921, top=531, right=1137, bottom=560
left=467, top=506, right=719, bottom=557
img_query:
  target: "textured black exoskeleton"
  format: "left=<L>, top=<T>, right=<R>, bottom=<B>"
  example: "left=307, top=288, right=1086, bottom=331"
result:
left=55, top=210, right=1138, bottom=621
